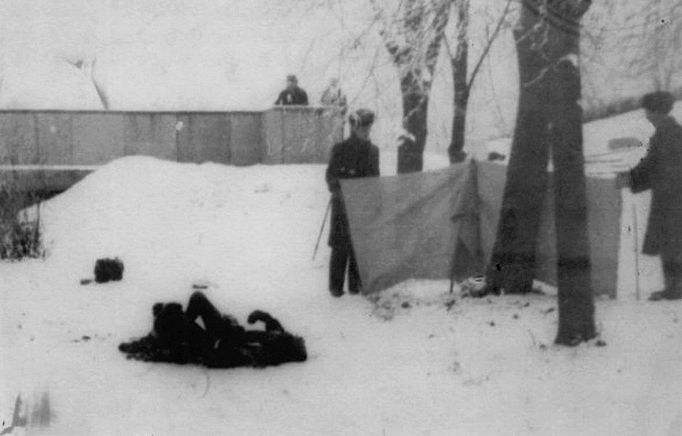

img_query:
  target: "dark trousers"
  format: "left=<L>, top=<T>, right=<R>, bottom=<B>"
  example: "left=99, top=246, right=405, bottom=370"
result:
left=329, top=244, right=361, bottom=293
left=186, top=292, right=226, bottom=335
left=186, top=292, right=279, bottom=343
left=185, top=291, right=248, bottom=347
left=662, top=259, right=682, bottom=295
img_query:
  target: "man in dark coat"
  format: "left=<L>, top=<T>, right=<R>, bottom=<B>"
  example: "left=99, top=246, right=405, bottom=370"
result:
left=325, top=109, right=380, bottom=297
left=275, top=75, right=309, bottom=106
left=619, top=91, right=682, bottom=300
left=119, top=291, right=307, bottom=368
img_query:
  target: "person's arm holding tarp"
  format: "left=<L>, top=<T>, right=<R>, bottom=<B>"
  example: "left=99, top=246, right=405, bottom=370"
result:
left=628, top=144, right=658, bottom=193
left=616, top=137, right=659, bottom=192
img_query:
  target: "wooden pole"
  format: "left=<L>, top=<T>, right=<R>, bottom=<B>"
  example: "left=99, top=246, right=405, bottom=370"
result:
left=632, top=200, right=641, bottom=301
left=312, top=199, right=332, bottom=261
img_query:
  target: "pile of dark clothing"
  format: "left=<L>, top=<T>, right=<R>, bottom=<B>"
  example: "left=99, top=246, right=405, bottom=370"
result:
left=119, top=292, right=307, bottom=368
left=94, top=258, right=124, bottom=283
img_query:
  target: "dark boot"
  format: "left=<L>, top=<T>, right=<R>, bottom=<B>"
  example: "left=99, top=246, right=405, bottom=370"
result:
left=653, top=260, right=682, bottom=301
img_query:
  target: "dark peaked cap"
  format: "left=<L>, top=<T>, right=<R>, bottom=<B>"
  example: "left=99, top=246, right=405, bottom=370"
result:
left=350, top=109, right=375, bottom=127
left=642, top=91, right=675, bottom=114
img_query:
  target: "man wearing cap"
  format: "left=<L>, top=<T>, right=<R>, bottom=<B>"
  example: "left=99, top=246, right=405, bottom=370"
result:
left=325, top=109, right=380, bottom=297
left=275, top=75, right=309, bottom=106
left=618, top=91, right=682, bottom=300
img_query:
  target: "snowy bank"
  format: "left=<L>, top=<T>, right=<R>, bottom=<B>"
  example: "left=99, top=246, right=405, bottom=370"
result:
left=0, top=156, right=681, bottom=435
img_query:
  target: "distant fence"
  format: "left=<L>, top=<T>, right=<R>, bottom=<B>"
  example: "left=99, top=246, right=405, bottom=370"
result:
left=0, top=107, right=344, bottom=191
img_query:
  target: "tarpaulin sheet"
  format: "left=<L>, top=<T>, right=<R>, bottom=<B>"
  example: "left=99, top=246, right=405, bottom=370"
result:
left=341, top=160, right=621, bottom=297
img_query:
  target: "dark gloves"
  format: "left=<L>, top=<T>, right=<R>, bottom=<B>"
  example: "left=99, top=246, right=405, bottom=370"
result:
left=248, top=310, right=285, bottom=333
left=615, top=171, right=631, bottom=189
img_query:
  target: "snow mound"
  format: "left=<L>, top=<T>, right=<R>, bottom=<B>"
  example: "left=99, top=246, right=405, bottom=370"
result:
left=5, top=154, right=682, bottom=435
left=39, top=156, right=330, bottom=316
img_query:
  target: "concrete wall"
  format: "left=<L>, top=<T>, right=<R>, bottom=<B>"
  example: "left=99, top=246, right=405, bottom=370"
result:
left=0, top=110, right=264, bottom=167
left=262, top=107, right=344, bottom=164
left=0, top=108, right=343, bottom=191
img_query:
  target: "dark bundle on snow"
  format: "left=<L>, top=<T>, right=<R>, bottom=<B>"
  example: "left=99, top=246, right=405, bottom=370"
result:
left=94, top=258, right=124, bottom=283
left=119, top=292, right=307, bottom=369
left=487, top=152, right=506, bottom=162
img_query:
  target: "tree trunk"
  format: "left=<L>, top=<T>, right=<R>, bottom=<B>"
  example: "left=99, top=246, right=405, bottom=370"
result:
left=397, top=73, right=430, bottom=173
left=448, top=0, right=470, bottom=164
left=547, top=5, right=596, bottom=346
left=485, top=0, right=595, bottom=344
left=448, top=88, right=469, bottom=164
left=485, top=0, right=551, bottom=295
left=448, top=90, right=469, bottom=164
left=386, top=0, right=449, bottom=174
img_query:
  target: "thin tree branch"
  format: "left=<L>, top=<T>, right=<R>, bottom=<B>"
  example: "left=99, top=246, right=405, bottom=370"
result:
left=467, top=0, right=513, bottom=89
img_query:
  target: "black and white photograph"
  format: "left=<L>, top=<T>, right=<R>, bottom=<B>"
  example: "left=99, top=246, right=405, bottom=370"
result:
left=1, top=0, right=682, bottom=434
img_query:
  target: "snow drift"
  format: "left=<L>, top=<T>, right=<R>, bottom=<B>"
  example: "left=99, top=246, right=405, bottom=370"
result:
left=0, top=147, right=681, bottom=434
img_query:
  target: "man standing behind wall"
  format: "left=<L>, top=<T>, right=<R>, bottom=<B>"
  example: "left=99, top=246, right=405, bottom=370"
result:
left=275, top=75, right=309, bottom=106
left=325, top=109, right=380, bottom=297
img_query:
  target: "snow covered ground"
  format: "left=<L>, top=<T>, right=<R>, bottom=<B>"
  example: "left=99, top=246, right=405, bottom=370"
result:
left=1, top=136, right=682, bottom=434
left=1, top=0, right=682, bottom=432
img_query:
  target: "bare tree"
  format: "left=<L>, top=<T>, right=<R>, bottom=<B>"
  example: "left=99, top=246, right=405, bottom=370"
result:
left=371, top=0, right=451, bottom=173
left=484, top=0, right=595, bottom=345
left=64, top=57, right=109, bottom=110
left=580, top=0, right=682, bottom=118
left=444, top=0, right=514, bottom=163
left=629, top=0, right=682, bottom=91
left=89, top=58, right=110, bottom=110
